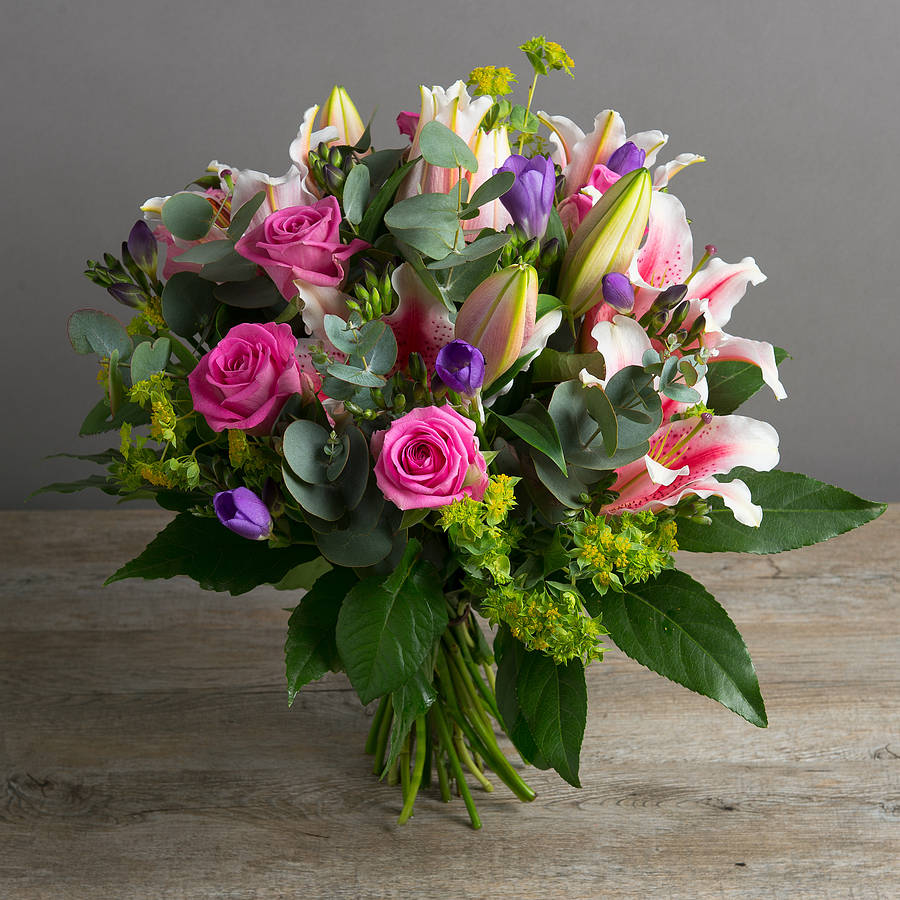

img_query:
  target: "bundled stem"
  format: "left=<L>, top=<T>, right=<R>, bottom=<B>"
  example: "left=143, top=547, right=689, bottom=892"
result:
left=363, top=611, right=536, bottom=828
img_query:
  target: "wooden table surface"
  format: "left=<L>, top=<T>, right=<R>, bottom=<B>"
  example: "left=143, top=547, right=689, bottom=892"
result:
left=1, top=509, right=897, bottom=899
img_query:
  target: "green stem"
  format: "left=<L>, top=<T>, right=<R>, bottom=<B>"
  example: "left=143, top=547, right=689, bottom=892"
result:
left=365, top=695, right=389, bottom=755
left=398, top=715, right=428, bottom=825
left=432, top=724, right=452, bottom=803
left=372, top=695, right=393, bottom=775
left=399, top=732, right=411, bottom=798
left=517, top=72, right=540, bottom=154
left=453, top=724, right=494, bottom=792
left=432, top=703, right=481, bottom=829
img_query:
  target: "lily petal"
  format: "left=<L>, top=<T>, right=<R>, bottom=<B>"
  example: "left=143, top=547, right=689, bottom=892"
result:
left=560, top=110, right=627, bottom=196
left=465, top=126, right=514, bottom=234
left=686, top=256, right=767, bottom=329
left=653, top=152, right=706, bottom=189
left=232, top=166, right=317, bottom=231
left=627, top=129, right=669, bottom=167
left=386, top=263, right=455, bottom=374
left=536, top=111, right=585, bottom=169
left=704, top=330, right=787, bottom=400
left=589, top=314, right=652, bottom=384
left=645, top=454, right=689, bottom=485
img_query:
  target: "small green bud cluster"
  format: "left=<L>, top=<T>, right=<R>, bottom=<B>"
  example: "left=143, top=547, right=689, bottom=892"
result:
left=348, top=262, right=397, bottom=321
left=116, top=423, right=201, bottom=492
left=308, top=141, right=355, bottom=198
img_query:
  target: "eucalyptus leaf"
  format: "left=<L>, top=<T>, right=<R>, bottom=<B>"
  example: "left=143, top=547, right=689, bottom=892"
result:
left=161, top=192, right=216, bottom=241
left=462, top=170, right=516, bottom=212
left=418, top=120, right=479, bottom=172
left=67, top=309, right=132, bottom=360
left=160, top=271, right=218, bottom=337
left=325, top=363, right=386, bottom=388
left=426, top=231, right=510, bottom=270
left=282, top=419, right=332, bottom=484
left=213, top=276, right=283, bottom=309
left=129, top=337, right=171, bottom=385
left=172, top=240, right=234, bottom=265
left=199, top=248, right=258, bottom=283
left=359, top=156, right=419, bottom=242
left=342, top=163, right=371, bottom=225
left=582, top=386, right=618, bottom=457
left=227, top=191, right=265, bottom=240
left=384, top=192, right=463, bottom=259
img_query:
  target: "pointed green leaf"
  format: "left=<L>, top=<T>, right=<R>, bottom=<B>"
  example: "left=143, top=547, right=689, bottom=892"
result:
left=586, top=569, right=767, bottom=727
left=335, top=539, right=448, bottom=703
left=227, top=191, right=265, bottom=240
left=706, top=348, right=789, bottom=415
left=493, top=398, right=567, bottom=475
left=383, top=667, right=437, bottom=775
left=675, top=468, right=887, bottom=554
left=285, top=567, right=357, bottom=704
left=161, top=271, right=218, bottom=337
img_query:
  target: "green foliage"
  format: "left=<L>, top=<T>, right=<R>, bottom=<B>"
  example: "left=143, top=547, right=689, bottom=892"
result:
left=285, top=567, right=358, bottom=704
left=161, top=192, right=216, bottom=241
left=227, top=191, right=265, bottom=240
left=358, top=156, right=419, bottom=242
left=173, top=240, right=233, bottom=265
left=706, top=348, right=789, bottom=415
left=68, top=308, right=133, bottom=360
left=335, top=540, right=448, bottom=704
left=426, top=231, right=510, bottom=269
left=106, top=512, right=319, bottom=595
left=584, top=568, right=767, bottom=727
left=383, top=667, right=437, bottom=775
left=384, top=192, right=464, bottom=259
left=160, top=272, right=218, bottom=337
left=418, top=120, right=479, bottom=172
left=213, top=276, right=283, bottom=309
left=461, top=171, right=516, bottom=214
left=273, top=557, right=333, bottom=591
left=675, top=468, right=886, bottom=554
left=342, top=163, right=371, bottom=225
left=492, top=398, right=567, bottom=475
left=130, top=337, right=170, bottom=385
left=495, top=627, right=586, bottom=787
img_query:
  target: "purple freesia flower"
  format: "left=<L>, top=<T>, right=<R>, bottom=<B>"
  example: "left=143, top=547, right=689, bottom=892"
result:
left=213, top=487, right=273, bottom=541
left=126, top=220, right=158, bottom=276
left=494, top=154, right=556, bottom=240
left=435, top=340, right=486, bottom=395
left=601, top=272, right=635, bottom=312
left=606, top=141, right=646, bottom=177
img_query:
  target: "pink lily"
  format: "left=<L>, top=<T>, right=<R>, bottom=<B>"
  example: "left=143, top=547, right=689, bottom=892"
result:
left=464, top=125, right=515, bottom=234
left=580, top=314, right=709, bottom=418
left=398, top=81, right=493, bottom=200
left=602, top=413, right=780, bottom=526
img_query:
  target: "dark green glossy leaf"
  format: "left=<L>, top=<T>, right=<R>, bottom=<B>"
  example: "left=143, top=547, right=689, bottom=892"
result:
left=675, top=468, right=886, bottom=554
left=493, top=398, right=567, bottom=475
left=706, top=348, right=789, bottom=415
left=199, top=248, right=257, bottom=282
left=335, top=539, right=448, bottom=703
left=32, top=474, right=118, bottom=497
left=585, top=569, right=767, bottom=727
left=213, top=276, right=283, bottom=309
left=359, top=156, right=419, bottom=242
left=273, top=557, right=332, bottom=591
left=106, top=512, right=319, bottom=595
left=383, top=667, right=437, bottom=775
left=285, top=567, right=357, bottom=704
left=79, top=398, right=149, bottom=435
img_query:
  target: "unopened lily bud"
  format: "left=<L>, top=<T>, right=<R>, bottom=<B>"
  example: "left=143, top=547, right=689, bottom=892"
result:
left=558, top=168, right=652, bottom=317
left=600, top=272, right=635, bottom=312
left=321, top=85, right=366, bottom=147
left=454, top=264, right=538, bottom=387
left=127, top=221, right=158, bottom=277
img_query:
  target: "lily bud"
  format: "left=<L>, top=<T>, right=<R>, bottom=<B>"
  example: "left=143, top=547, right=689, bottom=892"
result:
left=321, top=85, right=366, bottom=147
left=454, top=264, right=538, bottom=387
left=558, top=167, right=652, bottom=318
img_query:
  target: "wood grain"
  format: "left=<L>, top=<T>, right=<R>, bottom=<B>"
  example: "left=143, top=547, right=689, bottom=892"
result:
left=1, top=509, right=897, bottom=899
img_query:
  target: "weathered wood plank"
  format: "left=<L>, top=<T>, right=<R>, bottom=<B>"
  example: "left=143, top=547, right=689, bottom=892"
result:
left=1, top=509, right=897, bottom=899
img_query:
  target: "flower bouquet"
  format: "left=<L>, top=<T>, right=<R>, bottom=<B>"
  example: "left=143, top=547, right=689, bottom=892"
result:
left=50, top=38, right=885, bottom=828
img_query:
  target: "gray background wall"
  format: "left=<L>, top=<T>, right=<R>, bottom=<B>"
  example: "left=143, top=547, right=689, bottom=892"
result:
left=3, top=0, right=898, bottom=507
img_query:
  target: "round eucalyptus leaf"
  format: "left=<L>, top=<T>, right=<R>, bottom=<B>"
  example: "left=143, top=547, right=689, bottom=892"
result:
left=283, top=419, right=331, bottom=484
left=161, top=192, right=216, bottom=241
left=67, top=308, right=133, bottom=360
left=418, top=120, right=478, bottom=172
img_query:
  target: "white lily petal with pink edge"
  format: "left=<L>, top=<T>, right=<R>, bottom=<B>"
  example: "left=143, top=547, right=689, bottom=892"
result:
left=232, top=166, right=318, bottom=231
left=465, top=126, right=514, bottom=234
left=521, top=310, right=563, bottom=359
left=603, top=413, right=779, bottom=525
left=653, top=153, right=706, bottom=189
left=385, top=263, right=455, bottom=373
left=629, top=190, right=694, bottom=317
left=685, top=256, right=766, bottom=329
left=543, top=109, right=627, bottom=197
left=536, top=111, right=585, bottom=170
left=627, top=129, right=669, bottom=167
left=292, top=280, right=351, bottom=342
left=685, top=477, right=763, bottom=527
left=645, top=455, right=689, bottom=485
left=399, top=82, right=492, bottom=200
left=588, top=315, right=652, bottom=386
left=289, top=104, right=339, bottom=174
left=703, top=328, right=787, bottom=400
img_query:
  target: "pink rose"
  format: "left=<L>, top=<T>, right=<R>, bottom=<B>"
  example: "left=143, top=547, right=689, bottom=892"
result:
left=234, top=196, right=367, bottom=300
left=371, top=406, right=489, bottom=510
left=188, top=322, right=304, bottom=434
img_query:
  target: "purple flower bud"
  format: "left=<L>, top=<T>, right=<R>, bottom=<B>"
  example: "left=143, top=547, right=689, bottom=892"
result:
left=494, top=154, right=557, bottom=240
left=435, top=339, right=486, bottom=395
left=127, top=220, right=158, bottom=276
left=601, top=272, right=635, bottom=312
left=213, top=487, right=273, bottom=541
left=700, top=412, right=714, bottom=425
left=107, top=282, right=145, bottom=308
left=606, top=142, right=646, bottom=177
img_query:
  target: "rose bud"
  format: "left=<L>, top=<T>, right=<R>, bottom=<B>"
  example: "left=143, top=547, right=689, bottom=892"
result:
left=435, top=340, right=486, bottom=395
left=126, top=220, right=158, bottom=277
left=213, top=487, right=273, bottom=541
left=494, top=153, right=557, bottom=240
left=605, top=141, right=646, bottom=176
left=600, top=272, right=635, bottom=312
left=321, top=85, right=366, bottom=147
left=558, top=167, right=652, bottom=317
left=454, top=264, right=538, bottom=388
